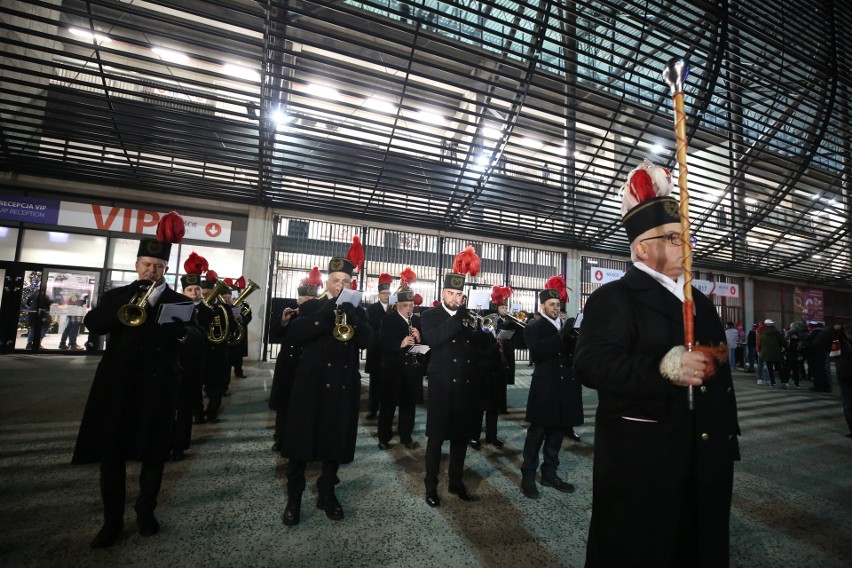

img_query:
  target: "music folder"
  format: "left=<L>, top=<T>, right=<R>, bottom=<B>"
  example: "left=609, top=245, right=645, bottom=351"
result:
left=157, top=302, right=195, bottom=324
left=408, top=344, right=430, bottom=354
left=497, top=329, right=515, bottom=340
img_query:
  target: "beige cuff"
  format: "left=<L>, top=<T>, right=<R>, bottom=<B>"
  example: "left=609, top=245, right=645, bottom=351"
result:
left=659, top=345, right=686, bottom=382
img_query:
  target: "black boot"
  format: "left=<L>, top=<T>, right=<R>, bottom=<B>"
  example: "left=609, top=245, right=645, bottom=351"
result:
left=282, top=493, right=302, bottom=526
left=90, top=522, right=123, bottom=548
left=316, top=491, right=344, bottom=521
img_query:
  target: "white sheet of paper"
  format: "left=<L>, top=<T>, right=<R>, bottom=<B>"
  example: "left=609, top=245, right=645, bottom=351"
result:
left=157, top=302, right=195, bottom=324
left=388, top=294, right=399, bottom=304
left=336, top=288, right=363, bottom=306
left=497, top=329, right=515, bottom=340
left=510, top=302, right=522, bottom=312
left=408, top=344, right=430, bottom=354
left=573, top=311, right=583, bottom=329
left=467, top=289, right=490, bottom=310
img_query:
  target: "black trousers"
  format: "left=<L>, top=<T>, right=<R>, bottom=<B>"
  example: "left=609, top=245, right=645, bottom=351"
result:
left=378, top=400, right=416, bottom=444
left=274, top=410, right=287, bottom=442
left=521, top=424, right=565, bottom=482
left=424, top=437, right=467, bottom=493
left=476, top=409, right=498, bottom=441
left=99, top=460, right=165, bottom=524
left=285, top=459, right=340, bottom=498
left=171, top=403, right=193, bottom=452
left=368, top=369, right=383, bottom=414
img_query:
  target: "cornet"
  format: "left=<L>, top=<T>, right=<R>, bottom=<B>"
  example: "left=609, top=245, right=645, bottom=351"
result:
left=333, top=308, right=355, bottom=342
left=117, top=282, right=157, bottom=326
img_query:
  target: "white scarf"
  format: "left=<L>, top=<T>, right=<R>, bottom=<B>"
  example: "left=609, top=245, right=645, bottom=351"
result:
left=634, top=262, right=685, bottom=303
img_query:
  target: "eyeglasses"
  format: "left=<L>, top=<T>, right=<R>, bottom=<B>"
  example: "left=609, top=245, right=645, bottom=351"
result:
left=640, top=232, right=684, bottom=247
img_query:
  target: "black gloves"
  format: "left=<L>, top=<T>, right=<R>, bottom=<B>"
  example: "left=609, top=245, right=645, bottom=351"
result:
left=164, top=316, right=187, bottom=343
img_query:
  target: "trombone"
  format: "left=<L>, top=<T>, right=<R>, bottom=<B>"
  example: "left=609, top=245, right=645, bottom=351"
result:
left=505, top=310, right=528, bottom=328
left=117, top=281, right=157, bottom=326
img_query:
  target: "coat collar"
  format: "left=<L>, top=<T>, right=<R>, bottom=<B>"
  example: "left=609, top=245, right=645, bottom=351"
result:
left=623, top=266, right=684, bottom=327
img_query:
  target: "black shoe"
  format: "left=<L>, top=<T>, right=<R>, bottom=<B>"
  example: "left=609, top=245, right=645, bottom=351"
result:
left=316, top=494, right=344, bottom=521
left=566, top=430, right=581, bottom=442
left=365, top=412, right=377, bottom=420
left=425, top=493, right=441, bottom=507
left=521, top=482, right=540, bottom=500
left=235, top=373, right=247, bottom=379
left=377, top=441, right=391, bottom=450
left=282, top=498, right=301, bottom=526
left=485, top=437, right=504, bottom=448
left=170, top=450, right=185, bottom=461
left=193, top=414, right=206, bottom=425
left=402, top=439, right=419, bottom=450
left=137, top=514, right=160, bottom=537
left=469, top=439, right=481, bottom=450
left=448, top=485, right=478, bottom=502
left=541, top=477, right=575, bottom=493
left=90, top=522, right=123, bottom=549
left=271, top=441, right=280, bottom=452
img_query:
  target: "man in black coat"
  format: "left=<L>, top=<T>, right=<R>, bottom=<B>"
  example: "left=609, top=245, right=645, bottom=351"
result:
left=520, top=286, right=582, bottom=499
left=420, top=271, right=482, bottom=507
left=574, top=162, right=740, bottom=567
left=280, top=257, right=373, bottom=526
left=72, top=234, right=193, bottom=549
left=268, top=280, right=318, bottom=452
left=377, top=286, right=423, bottom=449
left=365, top=274, right=392, bottom=418
left=198, top=274, right=236, bottom=423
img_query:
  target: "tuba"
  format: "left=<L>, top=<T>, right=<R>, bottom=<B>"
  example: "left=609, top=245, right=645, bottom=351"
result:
left=117, top=281, right=157, bottom=326
left=202, top=279, right=233, bottom=344
left=227, top=279, right=260, bottom=346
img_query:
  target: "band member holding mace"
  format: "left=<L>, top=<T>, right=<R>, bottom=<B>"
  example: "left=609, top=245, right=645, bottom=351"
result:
left=574, top=161, right=739, bottom=567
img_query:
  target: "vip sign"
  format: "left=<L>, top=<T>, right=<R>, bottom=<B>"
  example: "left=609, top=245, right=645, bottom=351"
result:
left=58, top=201, right=231, bottom=243
left=590, top=267, right=625, bottom=285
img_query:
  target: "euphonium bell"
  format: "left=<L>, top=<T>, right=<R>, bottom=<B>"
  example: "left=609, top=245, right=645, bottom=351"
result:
left=202, top=279, right=233, bottom=344
left=117, top=282, right=157, bottom=327
left=481, top=313, right=499, bottom=333
left=333, top=309, right=355, bottom=342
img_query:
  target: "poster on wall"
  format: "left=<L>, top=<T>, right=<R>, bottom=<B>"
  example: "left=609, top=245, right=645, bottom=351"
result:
left=794, top=287, right=824, bottom=323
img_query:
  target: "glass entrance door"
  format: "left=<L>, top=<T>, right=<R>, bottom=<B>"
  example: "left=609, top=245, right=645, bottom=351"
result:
left=15, top=267, right=101, bottom=352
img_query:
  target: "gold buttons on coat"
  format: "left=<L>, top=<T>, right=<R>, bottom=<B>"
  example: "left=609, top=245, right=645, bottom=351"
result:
left=327, top=363, right=332, bottom=367
left=314, top=321, right=319, bottom=326
left=700, top=386, right=707, bottom=393
left=701, top=433, right=709, bottom=441
left=325, top=383, right=331, bottom=388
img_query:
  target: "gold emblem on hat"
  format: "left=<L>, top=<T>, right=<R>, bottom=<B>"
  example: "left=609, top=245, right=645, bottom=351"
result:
left=451, top=276, right=464, bottom=288
left=664, top=200, right=679, bottom=218
left=329, top=258, right=344, bottom=271
left=147, top=241, right=163, bottom=254
left=548, top=289, right=559, bottom=298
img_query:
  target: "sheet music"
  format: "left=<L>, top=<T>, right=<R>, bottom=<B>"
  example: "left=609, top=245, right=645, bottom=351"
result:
left=388, top=294, right=399, bottom=304
left=497, top=329, right=515, bottom=340
left=467, top=289, right=490, bottom=310
left=573, top=311, right=583, bottom=329
left=336, top=288, right=363, bottom=307
left=157, top=302, right=195, bottom=324
left=408, top=344, right=430, bottom=354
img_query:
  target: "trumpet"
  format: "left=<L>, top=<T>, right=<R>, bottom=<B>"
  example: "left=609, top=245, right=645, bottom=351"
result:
left=202, top=279, right=233, bottom=344
left=117, top=281, right=157, bottom=326
left=462, top=310, right=498, bottom=332
left=333, top=308, right=354, bottom=342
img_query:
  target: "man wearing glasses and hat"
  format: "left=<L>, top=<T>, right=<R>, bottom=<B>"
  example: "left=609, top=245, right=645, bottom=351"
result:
left=574, top=163, right=740, bottom=567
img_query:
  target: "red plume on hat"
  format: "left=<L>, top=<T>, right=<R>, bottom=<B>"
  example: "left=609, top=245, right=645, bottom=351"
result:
left=347, top=236, right=365, bottom=273
left=491, top=285, right=512, bottom=305
left=156, top=211, right=185, bottom=244
left=206, top=269, right=219, bottom=281
left=350, top=279, right=358, bottom=290
left=302, top=266, right=323, bottom=288
left=378, top=273, right=393, bottom=286
left=223, top=277, right=235, bottom=287
left=621, top=160, right=674, bottom=217
left=183, top=252, right=208, bottom=275
left=400, top=267, right=417, bottom=287
left=413, top=294, right=423, bottom=306
left=452, top=246, right=480, bottom=277
left=432, top=299, right=440, bottom=307
left=235, top=276, right=246, bottom=289
left=545, top=275, right=570, bottom=304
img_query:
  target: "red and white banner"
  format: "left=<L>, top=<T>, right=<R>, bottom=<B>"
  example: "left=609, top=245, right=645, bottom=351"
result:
left=57, top=201, right=231, bottom=243
left=590, top=267, right=625, bottom=285
left=693, top=279, right=739, bottom=298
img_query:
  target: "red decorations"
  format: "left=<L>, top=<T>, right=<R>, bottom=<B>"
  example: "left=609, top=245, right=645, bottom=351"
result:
left=400, top=267, right=417, bottom=287
left=490, top=285, right=512, bottom=305
left=347, top=235, right=365, bottom=273
left=183, top=252, right=208, bottom=275
left=452, top=246, right=481, bottom=277
left=156, top=211, right=185, bottom=244
left=544, top=275, right=570, bottom=304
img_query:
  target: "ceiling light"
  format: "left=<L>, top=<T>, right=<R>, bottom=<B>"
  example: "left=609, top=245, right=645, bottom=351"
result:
left=305, top=83, right=340, bottom=100
left=363, top=97, right=396, bottom=113
left=812, top=254, right=822, bottom=260
left=223, top=63, right=260, bottom=82
left=68, top=27, right=111, bottom=43
left=151, top=47, right=190, bottom=64
left=272, top=109, right=292, bottom=130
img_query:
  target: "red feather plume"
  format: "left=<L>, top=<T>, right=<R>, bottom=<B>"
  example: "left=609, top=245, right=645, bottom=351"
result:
left=490, top=285, right=512, bottom=305
left=223, top=277, right=234, bottom=287
left=452, top=246, right=481, bottom=277
left=413, top=294, right=423, bottom=306
left=432, top=299, right=440, bottom=307
left=378, top=273, right=393, bottom=285
left=627, top=169, right=656, bottom=205
left=206, top=269, right=219, bottom=281
left=544, top=275, right=570, bottom=304
left=347, top=236, right=365, bottom=273
left=183, top=252, right=208, bottom=275
left=350, top=279, right=358, bottom=290
left=156, top=211, right=185, bottom=244
left=235, top=276, right=246, bottom=289
left=400, top=267, right=417, bottom=287
left=303, top=266, right=323, bottom=288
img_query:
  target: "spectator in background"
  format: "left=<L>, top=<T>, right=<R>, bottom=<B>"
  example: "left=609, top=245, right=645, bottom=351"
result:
left=746, top=323, right=758, bottom=373
left=59, top=294, right=85, bottom=351
left=725, top=322, right=739, bottom=371
left=818, top=322, right=852, bottom=437
left=782, top=322, right=806, bottom=389
left=807, top=323, right=830, bottom=392
left=760, top=319, right=784, bottom=388
left=756, top=321, right=768, bottom=384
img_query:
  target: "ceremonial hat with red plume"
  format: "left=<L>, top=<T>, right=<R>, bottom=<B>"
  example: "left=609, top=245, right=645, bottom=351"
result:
left=180, top=251, right=208, bottom=289
left=137, top=210, right=185, bottom=261
left=413, top=294, right=423, bottom=306
left=540, top=275, right=569, bottom=304
left=490, top=285, right=512, bottom=307
left=327, top=235, right=364, bottom=277
left=444, top=246, right=480, bottom=291
left=621, top=160, right=680, bottom=242
left=202, top=269, right=219, bottom=289
left=298, top=266, right=322, bottom=297
left=395, top=267, right=416, bottom=302
left=377, top=273, right=393, bottom=292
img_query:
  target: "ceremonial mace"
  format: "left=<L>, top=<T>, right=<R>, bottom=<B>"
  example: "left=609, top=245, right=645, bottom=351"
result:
left=662, top=58, right=696, bottom=410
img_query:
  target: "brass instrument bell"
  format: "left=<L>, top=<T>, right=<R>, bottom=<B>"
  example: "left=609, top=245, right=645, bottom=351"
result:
left=117, top=282, right=157, bottom=326
left=333, top=308, right=355, bottom=342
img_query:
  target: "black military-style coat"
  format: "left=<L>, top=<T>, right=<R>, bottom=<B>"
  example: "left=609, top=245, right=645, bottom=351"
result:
left=72, top=282, right=192, bottom=464
left=364, top=301, right=389, bottom=374
left=280, top=297, right=373, bottom=464
left=177, top=302, right=208, bottom=406
left=495, top=316, right=519, bottom=384
left=574, top=266, right=740, bottom=568
left=268, top=308, right=303, bottom=412
left=420, top=305, right=480, bottom=441
left=228, top=308, right=253, bottom=359
left=474, top=321, right=503, bottom=412
left=378, top=311, right=424, bottom=406
left=202, top=301, right=236, bottom=388
left=523, top=316, right=583, bottom=428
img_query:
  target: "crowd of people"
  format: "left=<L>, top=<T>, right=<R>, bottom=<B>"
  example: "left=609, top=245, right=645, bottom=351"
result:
left=70, top=165, right=851, bottom=566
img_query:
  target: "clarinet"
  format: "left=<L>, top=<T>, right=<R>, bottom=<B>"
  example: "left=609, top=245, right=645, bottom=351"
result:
left=406, top=318, right=420, bottom=367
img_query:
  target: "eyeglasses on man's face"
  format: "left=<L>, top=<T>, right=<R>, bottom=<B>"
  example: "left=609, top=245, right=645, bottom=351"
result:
left=640, top=232, right=684, bottom=247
